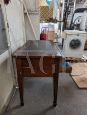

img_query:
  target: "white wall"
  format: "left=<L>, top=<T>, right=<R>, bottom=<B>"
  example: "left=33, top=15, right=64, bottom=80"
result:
left=0, top=0, right=25, bottom=113
left=6, top=0, right=25, bottom=52
left=24, top=0, right=40, bottom=40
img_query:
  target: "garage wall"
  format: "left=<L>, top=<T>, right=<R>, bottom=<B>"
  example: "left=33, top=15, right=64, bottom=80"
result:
left=5, top=0, right=25, bottom=52
left=0, top=0, right=25, bottom=114
left=24, top=0, right=40, bottom=40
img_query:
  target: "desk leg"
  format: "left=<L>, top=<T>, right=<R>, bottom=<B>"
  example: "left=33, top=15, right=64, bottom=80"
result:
left=17, top=76, right=24, bottom=106
left=53, top=74, right=59, bottom=107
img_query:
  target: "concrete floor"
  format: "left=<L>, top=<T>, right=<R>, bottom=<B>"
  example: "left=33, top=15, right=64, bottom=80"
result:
left=0, top=60, right=13, bottom=114
left=5, top=73, right=87, bottom=115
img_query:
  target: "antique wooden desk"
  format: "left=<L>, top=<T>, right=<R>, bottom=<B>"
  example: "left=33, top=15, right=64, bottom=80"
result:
left=13, top=40, right=62, bottom=107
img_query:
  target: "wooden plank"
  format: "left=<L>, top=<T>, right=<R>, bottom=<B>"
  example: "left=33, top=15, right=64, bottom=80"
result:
left=72, top=75, right=87, bottom=88
left=71, top=63, right=87, bottom=88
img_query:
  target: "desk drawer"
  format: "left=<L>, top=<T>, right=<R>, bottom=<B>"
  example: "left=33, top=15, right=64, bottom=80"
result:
left=16, top=57, right=61, bottom=77
left=22, top=67, right=53, bottom=77
left=22, top=58, right=40, bottom=66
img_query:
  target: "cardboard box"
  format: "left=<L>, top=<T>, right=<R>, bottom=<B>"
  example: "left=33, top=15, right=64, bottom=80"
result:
left=48, top=31, right=55, bottom=41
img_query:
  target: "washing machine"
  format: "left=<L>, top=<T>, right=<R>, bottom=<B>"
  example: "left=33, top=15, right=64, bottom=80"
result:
left=63, top=30, right=87, bottom=58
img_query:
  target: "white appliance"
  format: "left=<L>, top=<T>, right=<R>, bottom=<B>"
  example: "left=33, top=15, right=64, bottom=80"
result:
left=63, top=30, right=87, bottom=58
left=70, top=8, right=87, bottom=31
left=80, top=10, right=87, bottom=31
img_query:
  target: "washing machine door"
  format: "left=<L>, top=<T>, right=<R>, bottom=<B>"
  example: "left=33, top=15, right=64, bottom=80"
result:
left=69, top=39, right=81, bottom=49
left=64, top=35, right=86, bottom=58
